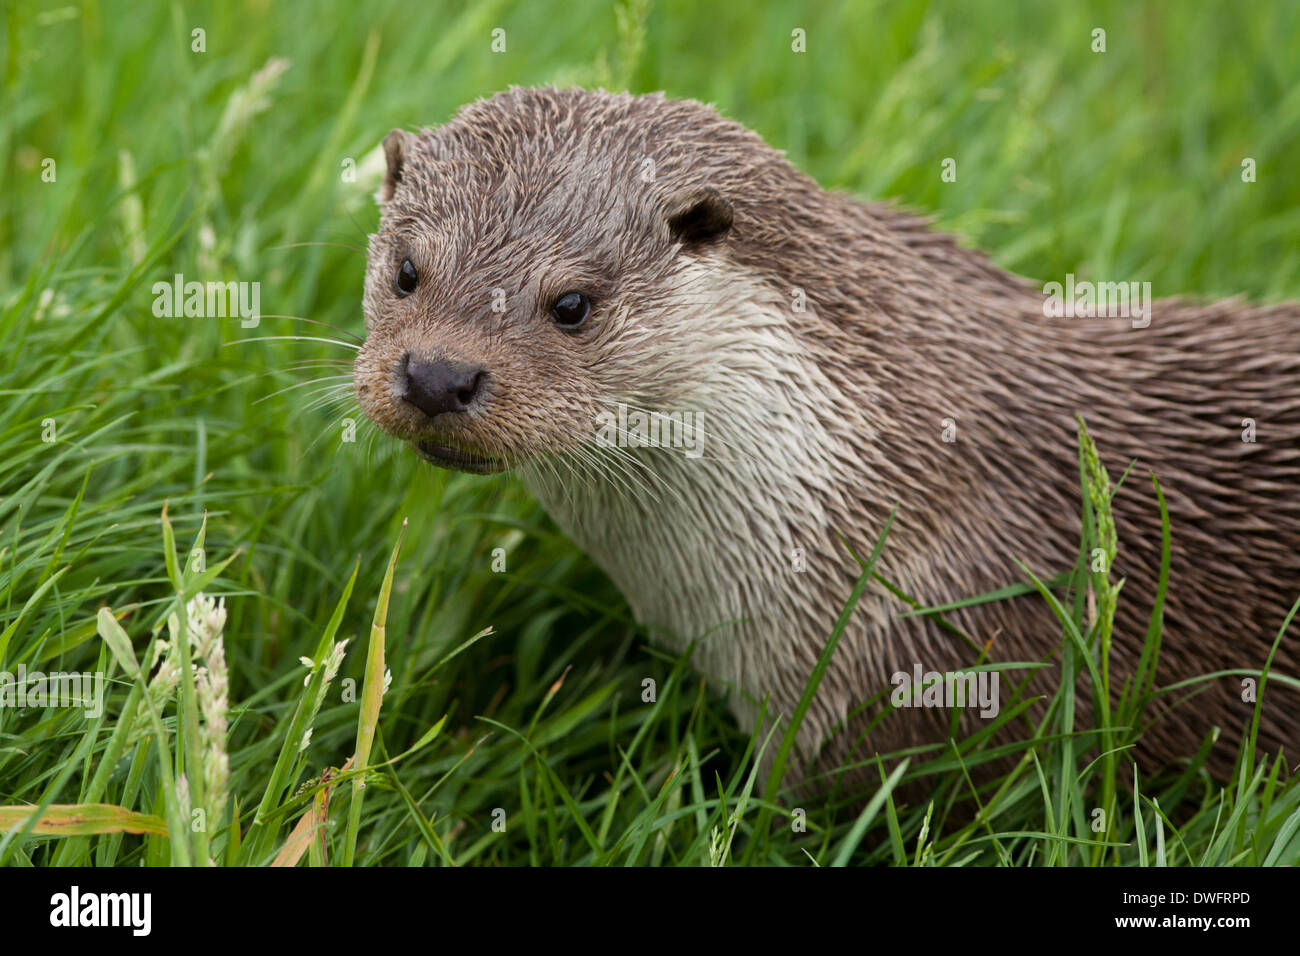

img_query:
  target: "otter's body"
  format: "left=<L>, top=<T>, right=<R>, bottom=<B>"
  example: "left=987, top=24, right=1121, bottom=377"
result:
left=354, top=88, right=1300, bottom=792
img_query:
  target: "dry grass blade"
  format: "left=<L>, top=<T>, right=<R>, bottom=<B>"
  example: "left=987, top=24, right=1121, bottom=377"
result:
left=342, top=519, right=407, bottom=866
left=271, top=759, right=352, bottom=868
left=0, top=804, right=169, bottom=837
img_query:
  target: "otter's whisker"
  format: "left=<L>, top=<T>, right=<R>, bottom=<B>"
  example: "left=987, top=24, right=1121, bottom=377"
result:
left=255, top=375, right=354, bottom=405
left=272, top=241, right=367, bottom=257
left=256, top=313, right=365, bottom=343
left=223, top=335, right=360, bottom=351
left=303, top=385, right=360, bottom=413
left=283, top=361, right=355, bottom=373
left=582, top=443, right=660, bottom=506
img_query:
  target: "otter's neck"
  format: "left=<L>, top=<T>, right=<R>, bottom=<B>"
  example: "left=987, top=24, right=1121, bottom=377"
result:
left=518, top=266, right=887, bottom=683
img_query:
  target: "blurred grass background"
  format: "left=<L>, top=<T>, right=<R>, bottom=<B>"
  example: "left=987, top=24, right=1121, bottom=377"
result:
left=0, top=0, right=1297, bottom=865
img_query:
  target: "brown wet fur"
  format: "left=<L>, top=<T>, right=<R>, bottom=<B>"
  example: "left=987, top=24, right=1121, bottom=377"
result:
left=354, top=88, right=1300, bottom=803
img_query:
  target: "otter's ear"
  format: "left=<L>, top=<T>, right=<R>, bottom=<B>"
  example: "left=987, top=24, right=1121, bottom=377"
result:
left=379, top=129, right=411, bottom=204
left=665, top=187, right=733, bottom=245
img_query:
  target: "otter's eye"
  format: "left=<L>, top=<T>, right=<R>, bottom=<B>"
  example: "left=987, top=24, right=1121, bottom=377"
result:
left=394, top=258, right=419, bottom=297
left=551, top=290, right=590, bottom=330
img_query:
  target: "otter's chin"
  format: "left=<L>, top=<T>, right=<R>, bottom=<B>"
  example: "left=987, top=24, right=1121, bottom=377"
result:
left=413, top=439, right=509, bottom=475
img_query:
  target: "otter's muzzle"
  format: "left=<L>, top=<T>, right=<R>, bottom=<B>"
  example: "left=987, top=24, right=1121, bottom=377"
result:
left=398, top=352, right=487, bottom=420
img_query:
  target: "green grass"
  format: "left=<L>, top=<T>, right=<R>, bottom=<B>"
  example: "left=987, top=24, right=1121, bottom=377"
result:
left=1, top=0, right=1298, bottom=866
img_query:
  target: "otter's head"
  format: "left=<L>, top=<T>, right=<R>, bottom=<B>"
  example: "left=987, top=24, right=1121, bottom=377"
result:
left=354, top=88, right=756, bottom=475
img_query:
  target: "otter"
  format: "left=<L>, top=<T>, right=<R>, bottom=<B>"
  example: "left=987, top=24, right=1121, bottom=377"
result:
left=352, top=87, right=1300, bottom=797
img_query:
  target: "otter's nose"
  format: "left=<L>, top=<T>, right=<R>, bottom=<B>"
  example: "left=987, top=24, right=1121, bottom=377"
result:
left=400, top=353, right=486, bottom=419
